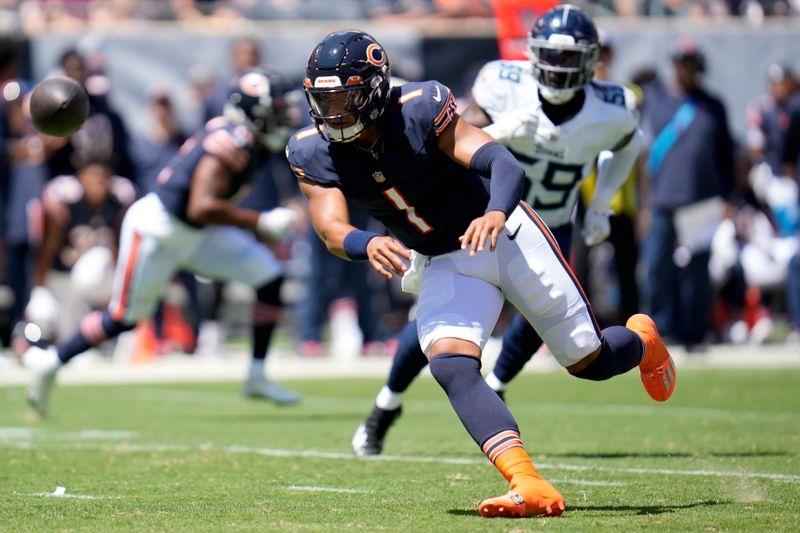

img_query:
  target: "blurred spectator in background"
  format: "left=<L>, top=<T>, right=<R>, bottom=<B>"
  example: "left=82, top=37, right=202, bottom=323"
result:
left=746, top=64, right=800, bottom=180
left=297, top=202, right=390, bottom=358
left=788, top=249, right=800, bottom=343
left=573, top=30, right=641, bottom=326
left=781, top=69, right=800, bottom=179
left=1, top=40, right=49, bottom=352
left=203, top=36, right=261, bottom=122
left=639, top=38, right=735, bottom=351
left=24, top=155, right=135, bottom=347
left=0, top=36, right=21, bottom=347
left=131, top=87, right=187, bottom=193
left=779, top=68, right=800, bottom=343
left=46, top=48, right=135, bottom=184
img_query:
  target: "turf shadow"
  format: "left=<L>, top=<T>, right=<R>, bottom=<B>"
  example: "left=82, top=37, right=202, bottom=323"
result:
left=567, top=499, right=729, bottom=515
left=446, top=499, right=728, bottom=517
left=542, top=451, right=789, bottom=459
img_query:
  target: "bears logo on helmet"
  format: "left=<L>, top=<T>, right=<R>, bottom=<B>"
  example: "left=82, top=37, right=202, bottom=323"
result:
left=304, top=30, right=391, bottom=143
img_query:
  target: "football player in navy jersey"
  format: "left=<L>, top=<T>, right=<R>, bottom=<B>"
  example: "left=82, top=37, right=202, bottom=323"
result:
left=288, top=30, right=674, bottom=518
left=352, top=5, right=650, bottom=458
left=24, top=68, right=301, bottom=416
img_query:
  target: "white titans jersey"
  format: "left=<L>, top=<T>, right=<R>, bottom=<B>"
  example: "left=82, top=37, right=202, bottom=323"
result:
left=472, top=60, right=639, bottom=228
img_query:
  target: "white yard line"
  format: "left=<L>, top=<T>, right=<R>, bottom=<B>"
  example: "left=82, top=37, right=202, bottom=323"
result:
left=286, top=485, right=370, bottom=494
left=3, top=440, right=796, bottom=484
left=17, top=490, right=120, bottom=500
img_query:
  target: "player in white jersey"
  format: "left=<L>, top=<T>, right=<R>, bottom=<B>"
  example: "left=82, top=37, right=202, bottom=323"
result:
left=466, top=41, right=644, bottom=397
left=468, top=59, right=640, bottom=232
left=352, top=5, right=651, bottom=459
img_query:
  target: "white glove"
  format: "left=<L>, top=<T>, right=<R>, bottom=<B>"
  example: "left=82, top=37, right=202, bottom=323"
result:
left=581, top=208, right=612, bottom=246
left=25, top=286, right=59, bottom=327
left=483, top=106, right=540, bottom=142
left=256, top=207, right=297, bottom=240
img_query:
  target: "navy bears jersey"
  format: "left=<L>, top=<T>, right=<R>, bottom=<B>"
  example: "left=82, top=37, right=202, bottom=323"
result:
left=287, top=81, right=491, bottom=256
left=155, top=117, right=266, bottom=227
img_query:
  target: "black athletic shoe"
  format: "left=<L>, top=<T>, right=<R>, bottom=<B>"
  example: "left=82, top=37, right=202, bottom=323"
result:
left=351, top=405, right=403, bottom=456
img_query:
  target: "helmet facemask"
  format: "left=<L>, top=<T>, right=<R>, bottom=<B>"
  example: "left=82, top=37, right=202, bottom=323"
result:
left=306, top=71, right=389, bottom=143
left=529, top=33, right=598, bottom=104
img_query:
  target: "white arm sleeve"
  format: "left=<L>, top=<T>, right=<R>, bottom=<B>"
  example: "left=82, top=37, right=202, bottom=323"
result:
left=589, top=127, right=643, bottom=210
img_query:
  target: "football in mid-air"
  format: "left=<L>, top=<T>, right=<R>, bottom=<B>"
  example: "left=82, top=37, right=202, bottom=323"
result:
left=29, top=76, right=90, bottom=137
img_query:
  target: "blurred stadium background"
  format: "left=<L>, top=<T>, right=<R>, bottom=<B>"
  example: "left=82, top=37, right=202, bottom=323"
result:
left=1, top=1, right=799, bottom=384
left=0, top=2, right=799, bottom=531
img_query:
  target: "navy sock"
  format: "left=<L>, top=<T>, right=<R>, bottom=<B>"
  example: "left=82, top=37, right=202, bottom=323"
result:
left=492, top=314, right=543, bottom=383
left=252, top=277, right=283, bottom=361
left=570, top=325, right=643, bottom=381
left=429, top=353, right=519, bottom=447
left=57, top=311, right=135, bottom=364
left=385, top=320, right=429, bottom=393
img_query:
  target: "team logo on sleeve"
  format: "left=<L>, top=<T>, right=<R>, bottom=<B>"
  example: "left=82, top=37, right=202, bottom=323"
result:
left=372, top=170, right=386, bottom=183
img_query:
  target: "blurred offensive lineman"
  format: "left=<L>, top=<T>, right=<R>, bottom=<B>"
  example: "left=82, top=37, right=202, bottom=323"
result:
left=353, top=4, right=649, bottom=457
left=288, top=29, right=673, bottom=518
left=24, top=69, right=301, bottom=416
left=24, top=156, right=135, bottom=345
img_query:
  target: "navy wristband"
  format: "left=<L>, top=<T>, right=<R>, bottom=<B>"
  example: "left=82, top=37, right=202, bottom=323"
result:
left=343, top=230, right=379, bottom=261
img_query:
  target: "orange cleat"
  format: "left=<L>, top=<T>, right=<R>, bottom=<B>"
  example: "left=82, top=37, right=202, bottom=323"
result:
left=626, top=314, right=676, bottom=402
left=478, top=476, right=565, bottom=518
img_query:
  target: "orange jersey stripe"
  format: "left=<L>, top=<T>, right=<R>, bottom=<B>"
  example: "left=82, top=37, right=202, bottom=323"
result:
left=112, top=231, right=142, bottom=321
left=399, top=88, right=423, bottom=104
left=520, top=202, right=602, bottom=335
left=433, top=90, right=454, bottom=124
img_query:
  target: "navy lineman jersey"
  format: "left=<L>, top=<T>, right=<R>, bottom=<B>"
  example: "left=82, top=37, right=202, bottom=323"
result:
left=286, top=81, right=492, bottom=257
left=155, top=117, right=266, bottom=227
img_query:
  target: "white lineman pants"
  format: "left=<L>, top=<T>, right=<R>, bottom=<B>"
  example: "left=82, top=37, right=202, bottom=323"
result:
left=408, top=202, right=601, bottom=367
left=108, top=193, right=283, bottom=323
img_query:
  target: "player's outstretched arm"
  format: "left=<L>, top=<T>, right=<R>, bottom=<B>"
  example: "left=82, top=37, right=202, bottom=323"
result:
left=591, top=128, right=643, bottom=212
left=582, top=128, right=643, bottom=246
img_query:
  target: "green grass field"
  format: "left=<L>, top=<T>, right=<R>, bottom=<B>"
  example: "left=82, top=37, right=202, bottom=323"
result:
left=1, top=368, right=798, bottom=532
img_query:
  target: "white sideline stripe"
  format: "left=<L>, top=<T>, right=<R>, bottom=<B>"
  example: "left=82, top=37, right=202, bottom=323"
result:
left=286, top=485, right=370, bottom=494
left=5, top=441, right=797, bottom=484
left=541, top=462, right=800, bottom=483
left=19, top=492, right=120, bottom=500
left=549, top=478, right=624, bottom=486
left=0, top=427, right=138, bottom=442
left=111, top=389, right=798, bottom=424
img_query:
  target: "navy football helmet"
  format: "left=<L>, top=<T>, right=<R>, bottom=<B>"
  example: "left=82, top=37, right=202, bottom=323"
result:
left=304, top=30, right=391, bottom=142
left=224, top=68, right=279, bottom=147
left=528, top=5, right=599, bottom=104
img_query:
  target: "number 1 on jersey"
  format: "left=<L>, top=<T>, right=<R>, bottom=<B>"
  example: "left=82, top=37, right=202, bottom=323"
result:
left=383, top=187, right=433, bottom=234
